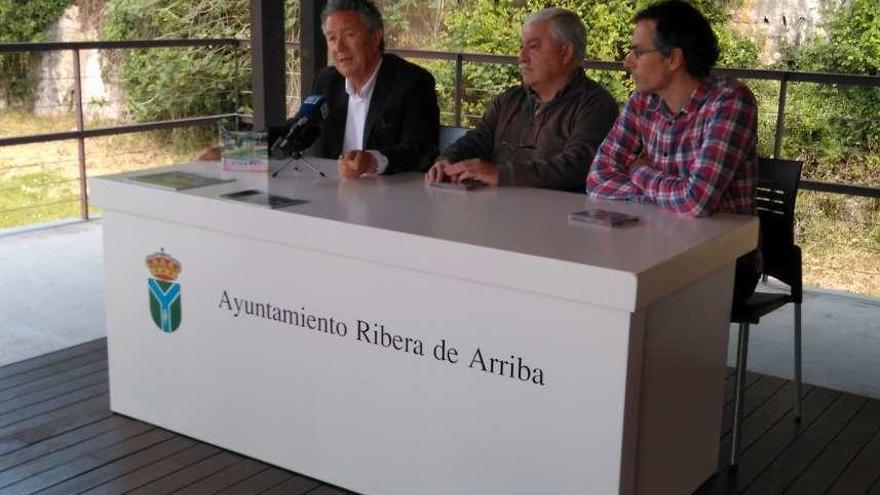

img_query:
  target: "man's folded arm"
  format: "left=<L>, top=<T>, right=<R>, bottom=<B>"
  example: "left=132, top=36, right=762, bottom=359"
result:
left=629, top=88, right=758, bottom=216
left=586, top=98, right=643, bottom=199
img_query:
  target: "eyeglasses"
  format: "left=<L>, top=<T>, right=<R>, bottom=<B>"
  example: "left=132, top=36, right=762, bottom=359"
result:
left=628, top=47, right=662, bottom=59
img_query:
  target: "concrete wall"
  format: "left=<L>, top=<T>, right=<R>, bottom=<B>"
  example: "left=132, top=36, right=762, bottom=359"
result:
left=33, top=4, right=125, bottom=120
left=734, top=0, right=828, bottom=65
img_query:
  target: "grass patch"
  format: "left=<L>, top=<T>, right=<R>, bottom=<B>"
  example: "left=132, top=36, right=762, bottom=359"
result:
left=1, top=110, right=214, bottom=229
left=0, top=171, right=80, bottom=228
left=1, top=111, right=878, bottom=297
left=797, top=191, right=880, bottom=297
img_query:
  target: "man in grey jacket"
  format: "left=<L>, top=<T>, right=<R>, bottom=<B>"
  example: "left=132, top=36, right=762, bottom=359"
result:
left=425, top=8, right=619, bottom=191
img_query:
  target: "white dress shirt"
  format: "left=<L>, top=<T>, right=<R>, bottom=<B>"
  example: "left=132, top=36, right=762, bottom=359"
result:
left=342, top=59, right=389, bottom=174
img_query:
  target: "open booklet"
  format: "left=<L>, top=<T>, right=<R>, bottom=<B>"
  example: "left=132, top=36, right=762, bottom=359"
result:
left=125, top=171, right=234, bottom=191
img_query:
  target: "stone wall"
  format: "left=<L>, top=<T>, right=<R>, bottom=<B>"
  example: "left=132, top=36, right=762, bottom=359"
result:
left=734, top=0, right=828, bottom=65
left=33, top=3, right=125, bottom=120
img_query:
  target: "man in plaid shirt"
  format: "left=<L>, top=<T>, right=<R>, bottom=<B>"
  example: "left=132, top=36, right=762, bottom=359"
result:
left=586, top=0, right=760, bottom=298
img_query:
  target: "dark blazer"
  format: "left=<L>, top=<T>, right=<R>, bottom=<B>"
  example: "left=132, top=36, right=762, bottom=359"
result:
left=310, top=53, right=440, bottom=173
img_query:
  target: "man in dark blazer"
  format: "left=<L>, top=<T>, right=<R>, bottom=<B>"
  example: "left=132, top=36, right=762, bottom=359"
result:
left=314, top=0, right=439, bottom=179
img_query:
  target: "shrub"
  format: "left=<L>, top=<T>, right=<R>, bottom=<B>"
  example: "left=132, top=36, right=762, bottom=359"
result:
left=0, top=0, right=73, bottom=104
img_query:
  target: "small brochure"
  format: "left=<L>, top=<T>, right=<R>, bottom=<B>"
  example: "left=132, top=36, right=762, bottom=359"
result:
left=429, top=178, right=488, bottom=192
left=126, top=171, right=234, bottom=191
left=568, top=209, right=639, bottom=228
left=221, top=129, right=269, bottom=172
left=219, top=189, right=307, bottom=209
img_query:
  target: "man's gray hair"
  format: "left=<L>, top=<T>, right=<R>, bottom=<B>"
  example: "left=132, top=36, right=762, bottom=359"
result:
left=322, top=0, right=386, bottom=50
left=525, top=8, right=587, bottom=63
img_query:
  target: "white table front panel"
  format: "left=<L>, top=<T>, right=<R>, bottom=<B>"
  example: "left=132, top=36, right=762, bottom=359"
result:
left=105, top=211, right=636, bottom=495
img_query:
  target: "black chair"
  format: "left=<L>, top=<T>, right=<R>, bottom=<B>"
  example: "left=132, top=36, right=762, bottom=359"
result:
left=438, top=125, right=468, bottom=153
left=729, top=157, right=804, bottom=467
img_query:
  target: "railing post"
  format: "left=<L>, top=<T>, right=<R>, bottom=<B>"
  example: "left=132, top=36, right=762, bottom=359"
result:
left=773, top=74, right=789, bottom=159
left=72, top=48, right=88, bottom=221
left=233, top=41, right=241, bottom=131
left=250, top=0, right=286, bottom=131
left=454, top=53, right=463, bottom=127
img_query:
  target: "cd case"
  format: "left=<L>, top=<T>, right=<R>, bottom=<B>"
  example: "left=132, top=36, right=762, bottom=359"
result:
left=126, top=171, right=234, bottom=191
left=430, top=178, right=487, bottom=192
left=568, top=209, right=639, bottom=227
left=219, top=189, right=307, bottom=209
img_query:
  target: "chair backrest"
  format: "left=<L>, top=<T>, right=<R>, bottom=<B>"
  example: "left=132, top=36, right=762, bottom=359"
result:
left=756, top=157, right=803, bottom=287
left=438, top=125, right=468, bottom=153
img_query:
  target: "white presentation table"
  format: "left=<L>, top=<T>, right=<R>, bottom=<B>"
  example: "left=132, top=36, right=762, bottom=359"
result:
left=92, top=159, right=757, bottom=495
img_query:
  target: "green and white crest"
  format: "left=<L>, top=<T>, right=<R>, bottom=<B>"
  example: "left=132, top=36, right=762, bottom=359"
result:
left=145, top=249, right=183, bottom=333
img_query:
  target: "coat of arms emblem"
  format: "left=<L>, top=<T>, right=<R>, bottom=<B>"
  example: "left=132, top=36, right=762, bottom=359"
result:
left=145, top=249, right=182, bottom=333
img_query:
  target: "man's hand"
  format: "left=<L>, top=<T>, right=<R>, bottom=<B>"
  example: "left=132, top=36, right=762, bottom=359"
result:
left=337, top=150, right=378, bottom=179
left=197, top=145, right=221, bottom=161
left=425, top=158, right=454, bottom=184
left=444, top=158, right=500, bottom=186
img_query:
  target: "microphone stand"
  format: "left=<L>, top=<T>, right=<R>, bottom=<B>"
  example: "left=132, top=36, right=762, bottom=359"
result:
left=271, top=151, right=326, bottom=178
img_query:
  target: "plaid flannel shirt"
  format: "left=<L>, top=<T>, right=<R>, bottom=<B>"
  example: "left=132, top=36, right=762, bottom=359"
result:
left=586, top=76, right=758, bottom=216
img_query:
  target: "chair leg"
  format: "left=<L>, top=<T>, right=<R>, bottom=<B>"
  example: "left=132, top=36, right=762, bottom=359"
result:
left=730, top=322, right=750, bottom=468
left=793, top=302, right=802, bottom=422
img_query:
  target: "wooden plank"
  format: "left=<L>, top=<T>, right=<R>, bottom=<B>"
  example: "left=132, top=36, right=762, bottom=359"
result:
left=828, top=428, right=880, bottom=494
left=695, top=386, right=840, bottom=494
left=0, top=381, right=108, bottom=429
left=743, top=392, right=867, bottom=494
left=0, top=359, right=106, bottom=403
left=0, top=349, right=106, bottom=394
left=809, top=402, right=880, bottom=495
left=724, top=371, right=762, bottom=407
left=0, top=415, right=130, bottom=472
left=260, top=475, right=323, bottom=495
left=0, top=394, right=111, bottom=456
left=172, top=458, right=269, bottom=495
left=53, top=441, right=219, bottom=495
left=720, top=374, right=788, bottom=436
left=0, top=418, right=151, bottom=489
left=0, top=339, right=105, bottom=382
left=118, top=450, right=243, bottom=495
left=0, top=370, right=106, bottom=416
left=309, top=485, right=357, bottom=495
left=214, top=467, right=297, bottom=494
left=717, top=382, right=814, bottom=467
left=0, top=429, right=178, bottom=494
left=3, top=342, right=878, bottom=495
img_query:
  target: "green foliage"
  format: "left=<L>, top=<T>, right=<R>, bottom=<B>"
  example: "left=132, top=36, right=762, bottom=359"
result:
left=0, top=0, right=73, bottom=103
left=0, top=171, right=79, bottom=229
left=439, top=0, right=760, bottom=123
left=103, top=0, right=298, bottom=147
left=104, top=0, right=252, bottom=123
left=778, top=0, right=880, bottom=187
left=798, top=0, right=879, bottom=76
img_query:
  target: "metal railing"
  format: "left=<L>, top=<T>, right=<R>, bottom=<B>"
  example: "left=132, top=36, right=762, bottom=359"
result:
left=0, top=39, right=241, bottom=222
left=2, top=39, right=879, bottom=229
left=388, top=47, right=880, bottom=200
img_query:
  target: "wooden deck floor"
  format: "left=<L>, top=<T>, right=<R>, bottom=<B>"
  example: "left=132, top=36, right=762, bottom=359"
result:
left=2, top=339, right=879, bottom=495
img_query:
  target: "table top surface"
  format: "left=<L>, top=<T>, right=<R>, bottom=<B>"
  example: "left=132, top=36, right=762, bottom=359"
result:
left=91, top=159, right=757, bottom=310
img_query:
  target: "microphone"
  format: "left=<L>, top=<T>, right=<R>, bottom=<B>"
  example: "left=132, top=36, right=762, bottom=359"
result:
left=270, top=94, right=329, bottom=159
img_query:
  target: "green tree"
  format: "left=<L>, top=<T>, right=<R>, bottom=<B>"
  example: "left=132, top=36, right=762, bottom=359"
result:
left=0, top=0, right=73, bottom=104
left=438, top=0, right=759, bottom=124
left=103, top=0, right=254, bottom=123
left=786, top=0, right=880, bottom=184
